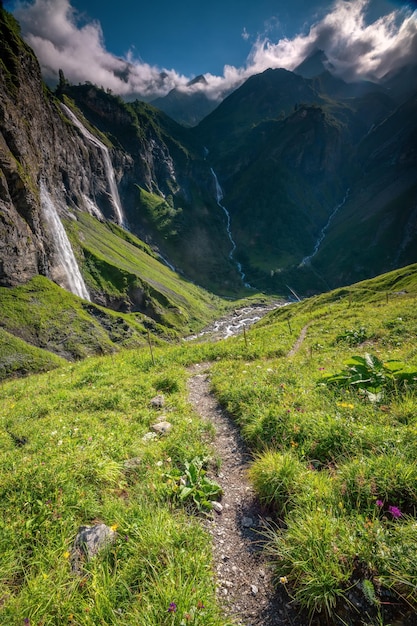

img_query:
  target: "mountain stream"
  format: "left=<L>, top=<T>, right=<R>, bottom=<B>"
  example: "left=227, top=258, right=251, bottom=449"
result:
left=211, top=169, right=251, bottom=287
left=186, top=301, right=285, bottom=342
left=301, top=188, right=350, bottom=265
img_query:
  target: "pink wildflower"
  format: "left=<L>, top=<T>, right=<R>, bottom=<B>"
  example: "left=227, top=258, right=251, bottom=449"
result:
left=388, top=505, right=402, bottom=518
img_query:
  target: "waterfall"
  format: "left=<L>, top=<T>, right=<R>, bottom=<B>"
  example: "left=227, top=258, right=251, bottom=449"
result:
left=61, top=104, right=125, bottom=226
left=301, top=189, right=350, bottom=266
left=82, top=194, right=104, bottom=220
left=40, top=182, right=90, bottom=301
left=210, top=168, right=250, bottom=287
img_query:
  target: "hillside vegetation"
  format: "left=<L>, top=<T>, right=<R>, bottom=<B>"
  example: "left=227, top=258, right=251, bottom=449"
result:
left=0, top=215, right=234, bottom=379
left=1, top=264, right=417, bottom=624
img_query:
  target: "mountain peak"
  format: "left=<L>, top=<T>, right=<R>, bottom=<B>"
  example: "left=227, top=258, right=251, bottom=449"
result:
left=187, top=74, right=208, bottom=87
left=294, top=49, right=333, bottom=79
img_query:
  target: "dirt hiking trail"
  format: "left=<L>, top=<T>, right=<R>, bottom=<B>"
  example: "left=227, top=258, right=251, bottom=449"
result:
left=187, top=362, right=306, bottom=626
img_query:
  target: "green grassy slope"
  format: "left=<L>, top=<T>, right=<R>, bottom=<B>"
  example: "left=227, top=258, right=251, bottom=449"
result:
left=67, top=212, right=226, bottom=332
left=0, top=327, right=65, bottom=380
left=210, top=264, right=417, bottom=621
left=0, top=276, right=163, bottom=363
left=1, top=264, right=417, bottom=624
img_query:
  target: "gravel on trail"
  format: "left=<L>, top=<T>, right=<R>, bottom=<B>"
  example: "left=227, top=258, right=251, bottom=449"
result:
left=187, top=363, right=305, bottom=626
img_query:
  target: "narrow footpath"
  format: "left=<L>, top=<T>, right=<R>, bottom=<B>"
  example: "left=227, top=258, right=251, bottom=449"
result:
left=187, top=364, right=303, bottom=626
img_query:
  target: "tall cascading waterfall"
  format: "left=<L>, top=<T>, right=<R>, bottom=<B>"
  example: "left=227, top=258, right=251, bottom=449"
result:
left=210, top=168, right=250, bottom=287
left=61, top=104, right=125, bottom=226
left=301, top=189, right=350, bottom=266
left=40, top=182, right=90, bottom=301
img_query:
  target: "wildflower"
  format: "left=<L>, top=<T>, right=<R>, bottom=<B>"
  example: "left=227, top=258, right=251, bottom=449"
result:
left=24, top=620, right=30, bottom=625
left=336, top=402, right=354, bottom=409
left=279, top=576, right=288, bottom=584
left=388, top=505, right=402, bottom=518
left=376, top=499, right=384, bottom=508
left=110, top=523, right=118, bottom=532
left=168, top=602, right=177, bottom=613
left=63, top=551, right=71, bottom=559
left=197, top=600, right=205, bottom=609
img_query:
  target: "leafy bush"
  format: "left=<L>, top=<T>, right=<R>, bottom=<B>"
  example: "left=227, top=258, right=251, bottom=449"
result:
left=335, top=326, right=368, bottom=345
left=321, top=353, right=417, bottom=402
left=165, top=457, right=223, bottom=513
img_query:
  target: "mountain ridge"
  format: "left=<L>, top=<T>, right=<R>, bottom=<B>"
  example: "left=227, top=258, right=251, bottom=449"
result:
left=1, top=4, right=417, bottom=310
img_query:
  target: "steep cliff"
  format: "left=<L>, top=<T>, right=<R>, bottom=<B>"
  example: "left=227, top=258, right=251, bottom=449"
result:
left=0, top=9, right=128, bottom=290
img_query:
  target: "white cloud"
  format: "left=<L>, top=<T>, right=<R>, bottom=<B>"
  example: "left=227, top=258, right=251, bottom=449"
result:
left=12, top=0, right=417, bottom=102
left=245, top=0, right=417, bottom=83
left=241, top=27, right=250, bottom=41
left=13, top=0, right=188, bottom=98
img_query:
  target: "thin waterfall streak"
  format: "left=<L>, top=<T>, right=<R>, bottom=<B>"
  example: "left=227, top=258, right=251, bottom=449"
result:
left=61, top=104, right=125, bottom=226
left=40, top=182, right=90, bottom=301
left=210, top=168, right=251, bottom=287
left=301, top=188, right=350, bottom=266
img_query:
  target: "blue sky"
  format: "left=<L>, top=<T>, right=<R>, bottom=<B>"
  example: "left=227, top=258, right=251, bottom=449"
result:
left=67, top=0, right=332, bottom=76
left=4, top=0, right=417, bottom=100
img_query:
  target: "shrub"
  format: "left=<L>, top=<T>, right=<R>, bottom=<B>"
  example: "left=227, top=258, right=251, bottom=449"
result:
left=249, top=451, right=306, bottom=513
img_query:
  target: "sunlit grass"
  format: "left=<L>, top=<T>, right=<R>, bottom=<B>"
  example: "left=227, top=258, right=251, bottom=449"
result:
left=210, top=275, right=417, bottom=620
left=0, top=351, right=229, bottom=625
left=1, top=265, right=417, bottom=623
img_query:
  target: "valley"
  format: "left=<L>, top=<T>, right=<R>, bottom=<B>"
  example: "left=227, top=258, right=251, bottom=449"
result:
left=1, top=4, right=417, bottom=625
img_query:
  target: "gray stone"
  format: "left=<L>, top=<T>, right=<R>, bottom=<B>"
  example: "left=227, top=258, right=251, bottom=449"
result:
left=150, top=394, right=165, bottom=408
left=242, top=516, right=254, bottom=528
left=123, top=457, right=142, bottom=469
left=151, top=421, right=172, bottom=435
left=71, top=523, right=116, bottom=573
left=142, top=431, right=158, bottom=441
left=211, top=501, right=223, bottom=514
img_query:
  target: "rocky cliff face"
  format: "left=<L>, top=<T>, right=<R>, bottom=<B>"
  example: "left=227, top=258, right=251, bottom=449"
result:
left=0, top=10, right=121, bottom=289
left=0, top=8, right=184, bottom=298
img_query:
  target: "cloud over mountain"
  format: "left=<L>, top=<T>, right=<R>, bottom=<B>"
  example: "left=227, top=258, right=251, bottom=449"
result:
left=13, top=0, right=417, bottom=101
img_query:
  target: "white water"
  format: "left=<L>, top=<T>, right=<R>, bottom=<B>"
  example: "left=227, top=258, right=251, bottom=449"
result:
left=158, top=253, right=176, bottom=272
left=61, top=104, right=125, bottom=226
left=41, top=182, right=90, bottom=301
left=185, top=302, right=285, bottom=341
left=210, top=168, right=251, bottom=287
left=82, top=194, right=104, bottom=220
left=301, top=189, right=350, bottom=266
